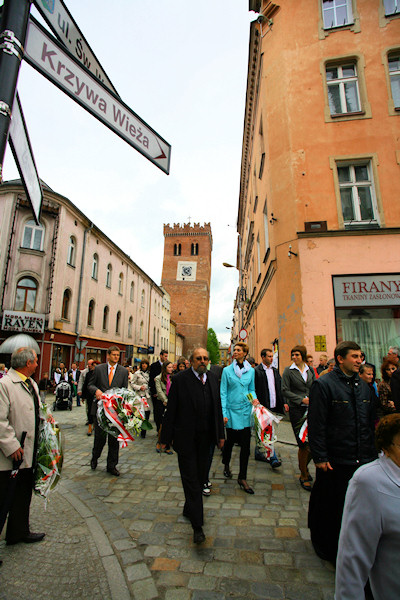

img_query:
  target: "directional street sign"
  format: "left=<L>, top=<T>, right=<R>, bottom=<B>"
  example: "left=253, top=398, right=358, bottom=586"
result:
left=8, top=92, right=43, bottom=224
left=24, top=17, right=171, bottom=174
left=33, top=0, right=119, bottom=96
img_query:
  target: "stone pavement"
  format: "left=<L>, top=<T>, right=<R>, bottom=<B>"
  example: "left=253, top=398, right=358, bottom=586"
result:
left=0, top=399, right=335, bottom=600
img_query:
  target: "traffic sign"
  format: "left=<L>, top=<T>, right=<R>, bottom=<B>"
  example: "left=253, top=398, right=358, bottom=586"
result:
left=24, top=17, right=171, bottom=174
left=239, top=328, right=247, bottom=341
left=33, top=0, right=119, bottom=95
left=8, top=92, right=43, bottom=224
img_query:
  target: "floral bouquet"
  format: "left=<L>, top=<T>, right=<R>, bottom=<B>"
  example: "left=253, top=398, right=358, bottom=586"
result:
left=247, top=393, right=282, bottom=459
left=97, top=388, right=153, bottom=448
left=34, top=402, right=63, bottom=501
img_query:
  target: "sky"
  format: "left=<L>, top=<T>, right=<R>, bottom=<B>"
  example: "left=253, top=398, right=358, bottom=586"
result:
left=2, top=0, right=257, bottom=345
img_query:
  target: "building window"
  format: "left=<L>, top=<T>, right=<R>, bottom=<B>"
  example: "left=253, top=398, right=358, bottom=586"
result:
left=191, top=243, right=199, bottom=256
left=67, top=236, right=76, bottom=266
left=22, top=220, right=44, bottom=251
left=322, top=0, right=353, bottom=29
left=174, top=243, right=181, bottom=256
left=62, top=289, right=71, bottom=320
left=384, top=0, right=400, bottom=16
left=106, top=264, right=112, bottom=288
left=141, top=289, right=145, bottom=308
left=118, top=273, right=123, bottom=295
left=15, top=277, right=37, bottom=312
left=130, top=281, right=135, bottom=302
left=337, top=162, right=379, bottom=226
left=116, top=311, right=121, bottom=334
left=102, top=306, right=109, bottom=330
left=326, top=63, right=360, bottom=115
left=87, top=299, right=95, bottom=326
left=128, top=316, right=133, bottom=338
left=92, top=254, right=98, bottom=280
left=388, top=54, right=400, bottom=109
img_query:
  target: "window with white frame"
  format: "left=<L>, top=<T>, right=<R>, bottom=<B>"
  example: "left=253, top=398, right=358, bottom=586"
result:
left=322, top=0, right=353, bottom=29
left=388, top=55, right=400, bottom=109
left=92, top=254, right=98, bottom=280
left=67, top=236, right=76, bottom=266
left=22, top=220, right=44, bottom=251
left=337, top=163, right=379, bottom=225
left=384, top=0, right=400, bottom=16
left=326, top=64, right=361, bottom=115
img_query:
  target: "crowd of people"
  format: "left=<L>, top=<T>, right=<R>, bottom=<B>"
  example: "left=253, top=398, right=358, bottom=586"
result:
left=1, top=340, right=400, bottom=598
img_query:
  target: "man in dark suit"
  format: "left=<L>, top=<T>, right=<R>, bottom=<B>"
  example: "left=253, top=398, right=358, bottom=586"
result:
left=161, top=348, right=225, bottom=544
left=254, top=348, right=287, bottom=468
left=88, top=346, right=128, bottom=476
left=149, top=349, right=168, bottom=431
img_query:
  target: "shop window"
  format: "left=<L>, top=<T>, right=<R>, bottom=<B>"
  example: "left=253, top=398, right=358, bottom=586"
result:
left=102, top=305, right=109, bottom=331
left=191, top=243, right=199, bottom=256
left=62, top=289, right=71, bottom=320
left=326, top=63, right=361, bottom=115
left=384, top=0, right=400, bottom=16
left=174, top=243, right=181, bottom=256
left=67, top=236, right=76, bottom=267
left=15, top=277, right=37, bottom=312
left=22, top=220, right=44, bottom=251
left=130, top=281, right=135, bottom=302
left=92, top=254, right=98, bottom=280
left=87, top=299, right=95, bottom=326
left=322, top=0, right=353, bottom=29
left=388, top=54, right=400, bottom=109
left=118, top=273, right=123, bottom=295
left=106, top=264, right=112, bottom=288
left=116, top=311, right=121, bottom=334
left=336, top=162, right=379, bottom=227
left=128, top=316, right=133, bottom=338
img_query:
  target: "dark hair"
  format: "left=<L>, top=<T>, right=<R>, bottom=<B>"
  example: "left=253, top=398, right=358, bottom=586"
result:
left=375, top=414, right=400, bottom=451
left=107, top=345, right=120, bottom=355
left=291, top=345, right=307, bottom=362
left=234, top=342, right=249, bottom=355
left=260, top=348, right=272, bottom=357
left=140, top=359, right=149, bottom=370
left=334, top=341, right=361, bottom=365
left=381, top=356, right=398, bottom=382
left=359, top=363, right=374, bottom=374
left=160, top=361, right=171, bottom=384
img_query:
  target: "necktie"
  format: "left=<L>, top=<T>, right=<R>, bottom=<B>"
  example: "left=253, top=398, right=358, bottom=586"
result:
left=109, top=365, right=114, bottom=386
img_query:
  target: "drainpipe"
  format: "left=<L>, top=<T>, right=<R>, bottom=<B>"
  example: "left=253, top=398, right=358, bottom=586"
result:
left=75, top=223, right=93, bottom=352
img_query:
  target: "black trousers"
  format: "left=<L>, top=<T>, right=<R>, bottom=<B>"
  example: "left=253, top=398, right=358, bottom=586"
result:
left=222, top=427, right=251, bottom=480
left=177, top=433, right=211, bottom=529
left=92, top=420, right=119, bottom=469
left=0, top=468, right=33, bottom=542
left=308, top=463, right=358, bottom=562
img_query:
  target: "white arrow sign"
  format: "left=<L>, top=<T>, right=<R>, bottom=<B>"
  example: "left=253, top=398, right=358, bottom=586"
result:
left=24, top=18, right=171, bottom=174
left=33, top=0, right=119, bottom=95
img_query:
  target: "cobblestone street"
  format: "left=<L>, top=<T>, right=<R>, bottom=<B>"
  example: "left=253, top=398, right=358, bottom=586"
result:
left=0, top=401, right=335, bottom=600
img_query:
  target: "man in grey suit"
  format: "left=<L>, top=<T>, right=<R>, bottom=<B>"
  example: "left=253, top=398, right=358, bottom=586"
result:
left=88, top=346, right=128, bottom=476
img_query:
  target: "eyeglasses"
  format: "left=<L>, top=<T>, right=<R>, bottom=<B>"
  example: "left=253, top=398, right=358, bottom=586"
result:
left=194, top=356, right=209, bottom=361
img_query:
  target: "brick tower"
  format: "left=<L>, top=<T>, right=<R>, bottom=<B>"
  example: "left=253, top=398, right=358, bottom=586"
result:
left=161, top=222, right=212, bottom=356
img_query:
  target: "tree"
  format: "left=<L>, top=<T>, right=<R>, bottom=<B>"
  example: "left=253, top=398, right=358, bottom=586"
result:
left=207, top=328, right=220, bottom=365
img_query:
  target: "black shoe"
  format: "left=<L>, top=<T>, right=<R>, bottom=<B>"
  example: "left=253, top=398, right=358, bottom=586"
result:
left=238, top=479, right=254, bottom=494
left=223, top=467, right=232, bottom=478
left=90, top=458, right=97, bottom=470
left=193, top=528, right=205, bottom=544
left=107, top=467, right=120, bottom=476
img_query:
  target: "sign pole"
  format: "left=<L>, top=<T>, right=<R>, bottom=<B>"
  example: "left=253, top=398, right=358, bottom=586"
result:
left=0, top=0, right=31, bottom=181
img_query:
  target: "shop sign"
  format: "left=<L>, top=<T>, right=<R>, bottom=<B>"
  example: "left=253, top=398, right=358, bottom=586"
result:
left=333, top=275, right=400, bottom=308
left=2, top=310, right=45, bottom=333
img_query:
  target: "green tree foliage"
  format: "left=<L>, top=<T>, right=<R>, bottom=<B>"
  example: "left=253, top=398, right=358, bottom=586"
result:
left=207, top=328, right=220, bottom=364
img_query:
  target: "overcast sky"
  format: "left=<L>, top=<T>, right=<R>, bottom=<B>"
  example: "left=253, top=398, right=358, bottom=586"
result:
left=3, top=0, right=256, bottom=345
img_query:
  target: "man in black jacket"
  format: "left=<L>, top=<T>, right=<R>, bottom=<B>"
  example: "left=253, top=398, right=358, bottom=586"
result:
left=161, top=348, right=225, bottom=545
left=254, top=348, right=287, bottom=468
left=308, top=341, right=377, bottom=563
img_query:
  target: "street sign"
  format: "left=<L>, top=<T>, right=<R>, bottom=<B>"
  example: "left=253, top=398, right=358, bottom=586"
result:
left=33, top=0, right=119, bottom=95
left=24, top=17, right=171, bottom=174
left=8, top=92, right=43, bottom=224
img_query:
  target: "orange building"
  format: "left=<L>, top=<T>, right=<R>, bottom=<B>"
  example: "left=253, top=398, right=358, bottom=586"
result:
left=235, top=0, right=400, bottom=369
left=161, top=223, right=212, bottom=356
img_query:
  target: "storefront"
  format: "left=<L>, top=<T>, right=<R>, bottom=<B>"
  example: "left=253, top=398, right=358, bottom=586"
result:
left=333, top=274, right=400, bottom=370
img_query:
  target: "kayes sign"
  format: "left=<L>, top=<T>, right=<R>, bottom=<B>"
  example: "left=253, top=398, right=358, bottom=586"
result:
left=2, top=311, right=45, bottom=333
left=333, top=275, right=400, bottom=307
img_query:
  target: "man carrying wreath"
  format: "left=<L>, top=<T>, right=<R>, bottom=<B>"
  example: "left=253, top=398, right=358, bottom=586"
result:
left=88, top=346, right=128, bottom=476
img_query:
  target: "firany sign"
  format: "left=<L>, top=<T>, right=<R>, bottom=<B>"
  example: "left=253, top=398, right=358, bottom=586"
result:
left=2, top=310, right=45, bottom=333
left=333, top=275, right=400, bottom=308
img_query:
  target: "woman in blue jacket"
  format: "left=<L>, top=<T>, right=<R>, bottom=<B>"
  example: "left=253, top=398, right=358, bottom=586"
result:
left=221, top=342, right=256, bottom=494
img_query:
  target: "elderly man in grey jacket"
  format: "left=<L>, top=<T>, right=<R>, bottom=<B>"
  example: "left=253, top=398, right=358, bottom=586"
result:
left=0, top=347, right=45, bottom=546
